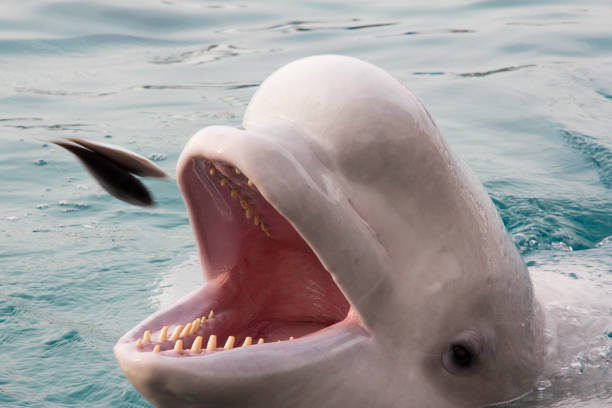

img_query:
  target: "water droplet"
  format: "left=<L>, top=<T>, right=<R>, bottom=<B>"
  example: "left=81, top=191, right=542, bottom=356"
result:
left=148, top=153, right=166, bottom=162
left=552, top=241, right=573, bottom=252
left=596, top=236, right=611, bottom=248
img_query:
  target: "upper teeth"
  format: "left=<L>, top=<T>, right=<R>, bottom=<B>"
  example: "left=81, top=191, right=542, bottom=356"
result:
left=206, top=161, right=271, bottom=237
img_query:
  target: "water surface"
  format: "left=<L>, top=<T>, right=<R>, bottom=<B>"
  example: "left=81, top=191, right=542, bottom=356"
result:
left=1, top=1, right=610, bottom=406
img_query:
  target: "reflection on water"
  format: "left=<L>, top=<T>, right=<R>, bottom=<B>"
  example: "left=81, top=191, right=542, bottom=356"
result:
left=1, top=0, right=610, bottom=406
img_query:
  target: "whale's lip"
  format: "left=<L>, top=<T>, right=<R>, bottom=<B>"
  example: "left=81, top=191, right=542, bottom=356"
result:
left=114, top=283, right=368, bottom=379
left=115, top=123, right=371, bottom=397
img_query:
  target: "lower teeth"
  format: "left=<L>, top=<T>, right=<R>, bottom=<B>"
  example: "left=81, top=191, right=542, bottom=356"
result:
left=136, top=310, right=294, bottom=355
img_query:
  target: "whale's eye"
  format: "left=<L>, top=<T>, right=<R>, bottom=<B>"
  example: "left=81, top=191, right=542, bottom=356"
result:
left=443, top=330, right=484, bottom=375
left=450, top=344, right=472, bottom=367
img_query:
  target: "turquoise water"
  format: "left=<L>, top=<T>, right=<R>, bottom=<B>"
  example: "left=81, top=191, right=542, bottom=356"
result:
left=1, top=0, right=610, bottom=406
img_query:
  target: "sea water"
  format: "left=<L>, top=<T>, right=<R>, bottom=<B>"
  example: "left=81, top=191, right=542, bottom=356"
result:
left=0, top=0, right=610, bottom=406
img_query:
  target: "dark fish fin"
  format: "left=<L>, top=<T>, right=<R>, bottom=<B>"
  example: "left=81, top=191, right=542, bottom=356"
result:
left=52, top=140, right=154, bottom=207
left=66, top=137, right=167, bottom=178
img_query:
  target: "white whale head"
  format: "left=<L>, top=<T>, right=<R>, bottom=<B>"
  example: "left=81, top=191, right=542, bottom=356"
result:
left=114, top=55, right=546, bottom=407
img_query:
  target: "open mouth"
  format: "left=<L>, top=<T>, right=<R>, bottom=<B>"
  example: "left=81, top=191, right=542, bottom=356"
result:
left=113, top=124, right=385, bottom=408
left=118, top=154, right=359, bottom=358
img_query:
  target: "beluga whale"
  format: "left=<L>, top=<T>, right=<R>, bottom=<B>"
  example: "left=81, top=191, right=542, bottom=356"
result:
left=113, top=55, right=611, bottom=407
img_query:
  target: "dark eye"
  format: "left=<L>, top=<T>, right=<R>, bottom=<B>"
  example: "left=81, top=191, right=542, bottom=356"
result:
left=450, top=344, right=472, bottom=368
left=442, top=331, right=485, bottom=375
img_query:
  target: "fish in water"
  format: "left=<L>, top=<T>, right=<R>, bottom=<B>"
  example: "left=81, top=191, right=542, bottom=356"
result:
left=52, top=137, right=166, bottom=206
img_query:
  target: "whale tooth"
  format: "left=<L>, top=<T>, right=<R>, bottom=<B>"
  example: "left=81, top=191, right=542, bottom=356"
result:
left=289, top=336, right=294, bottom=340
left=174, top=340, right=183, bottom=354
left=191, top=318, right=200, bottom=334
left=209, top=167, right=215, bottom=176
left=159, top=326, right=168, bottom=342
left=245, top=207, right=252, bottom=219
left=240, top=199, right=248, bottom=209
left=208, top=310, right=215, bottom=319
left=191, top=336, right=203, bottom=353
left=230, top=189, right=238, bottom=198
left=247, top=179, right=254, bottom=187
left=206, top=335, right=217, bottom=351
left=153, top=344, right=160, bottom=353
left=242, top=336, right=252, bottom=347
left=224, top=336, right=235, bottom=350
left=257, top=338, right=264, bottom=344
left=180, top=323, right=192, bottom=338
left=253, top=215, right=260, bottom=226
left=220, top=178, right=228, bottom=187
left=234, top=168, right=241, bottom=175
left=136, top=339, right=143, bottom=349
left=260, top=223, right=270, bottom=237
left=143, top=330, right=151, bottom=343
left=171, top=325, right=183, bottom=340
left=200, top=316, right=207, bottom=325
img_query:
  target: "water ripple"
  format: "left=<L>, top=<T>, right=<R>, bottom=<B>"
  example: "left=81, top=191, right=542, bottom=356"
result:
left=13, top=85, right=120, bottom=98
left=141, top=82, right=258, bottom=91
left=221, top=19, right=398, bottom=34
left=459, top=64, right=536, bottom=77
left=399, top=28, right=476, bottom=36
left=0, top=117, right=43, bottom=122
left=413, top=64, right=535, bottom=77
left=506, top=21, right=579, bottom=27
left=561, top=130, right=612, bottom=190
left=597, top=90, right=612, bottom=100
left=3, top=122, right=91, bottom=131
left=43, top=329, right=83, bottom=353
left=491, top=194, right=612, bottom=254
left=150, top=44, right=278, bottom=65
left=0, top=34, right=183, bottom=55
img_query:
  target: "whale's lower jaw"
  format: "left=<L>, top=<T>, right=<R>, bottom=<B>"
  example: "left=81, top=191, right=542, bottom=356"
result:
left=114, top=299, right=370, bottom=407
left=115, top=323, right=380, bottom=408
left=114, top=154, right=371, bottom=407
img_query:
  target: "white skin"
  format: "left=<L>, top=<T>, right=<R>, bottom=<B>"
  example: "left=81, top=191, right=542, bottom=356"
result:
left=114, top=55, right=610, bottom=408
